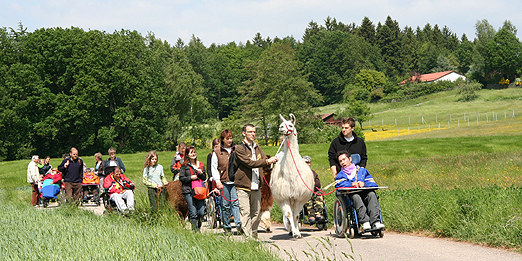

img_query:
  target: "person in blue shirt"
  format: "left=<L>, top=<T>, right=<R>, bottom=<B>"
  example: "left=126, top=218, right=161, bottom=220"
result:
left=335, top=151, right=384, bottom=231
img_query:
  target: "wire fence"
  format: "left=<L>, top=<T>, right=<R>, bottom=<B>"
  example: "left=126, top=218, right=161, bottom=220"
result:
left=363, top=109, right=519, bottom=141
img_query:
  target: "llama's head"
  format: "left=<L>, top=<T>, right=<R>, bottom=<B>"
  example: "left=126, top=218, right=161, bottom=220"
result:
left=279, top=113, right=297, bottom=136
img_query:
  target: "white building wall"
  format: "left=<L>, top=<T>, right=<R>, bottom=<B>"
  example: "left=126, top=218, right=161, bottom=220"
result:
left=435, top=72, right=466, bottom=82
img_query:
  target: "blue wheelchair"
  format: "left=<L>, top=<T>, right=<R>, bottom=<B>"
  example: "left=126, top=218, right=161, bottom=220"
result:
left=332, top=154, right=385, bottom=238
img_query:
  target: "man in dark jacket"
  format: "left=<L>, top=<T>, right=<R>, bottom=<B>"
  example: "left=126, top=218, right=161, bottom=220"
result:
left=58, top=147, right=84, bottom=202
left=328, top=117, right=367, bottom=178
left=234, top=124, right=278, bottom=238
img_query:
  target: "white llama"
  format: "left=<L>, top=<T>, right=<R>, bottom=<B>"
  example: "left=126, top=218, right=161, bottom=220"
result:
left=270, top=113, right=314, bottom=238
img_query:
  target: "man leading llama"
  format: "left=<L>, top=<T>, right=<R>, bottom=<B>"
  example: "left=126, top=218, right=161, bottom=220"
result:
left=234, top=123, right=278, bottom=239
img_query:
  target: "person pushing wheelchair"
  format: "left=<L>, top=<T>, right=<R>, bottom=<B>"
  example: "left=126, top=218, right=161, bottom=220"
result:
left=335, top=151, right=384, bottom=231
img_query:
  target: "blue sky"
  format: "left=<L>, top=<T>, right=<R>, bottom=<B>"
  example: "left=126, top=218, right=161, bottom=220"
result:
left=1, top=0, right=520, bottom=46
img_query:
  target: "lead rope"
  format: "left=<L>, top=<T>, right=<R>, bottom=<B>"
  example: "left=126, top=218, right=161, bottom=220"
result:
left=285, top=139, right=340, bottom=197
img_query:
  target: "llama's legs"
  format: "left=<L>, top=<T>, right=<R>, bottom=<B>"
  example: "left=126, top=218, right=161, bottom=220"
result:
left=281, top=203, right=292, bottom=232
left=282, top=203, right=302, bottom=238
left=260, top=210, right=272, bottom=232
left=291, top=204, right=303, bottom=238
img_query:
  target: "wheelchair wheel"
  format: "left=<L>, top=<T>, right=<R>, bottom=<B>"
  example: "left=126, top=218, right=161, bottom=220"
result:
left=206, top=197, right=218, bottom=229
left=348, top=227, right=355, bottom=239
left=333, top=198, right=349, bottom=237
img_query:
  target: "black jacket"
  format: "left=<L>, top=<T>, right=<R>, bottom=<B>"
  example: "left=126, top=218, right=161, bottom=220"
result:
left=58, top=157, right=84, bottom=183
left=179, top=162, right=207, bottom=195
left=328, top=131, right=367, bottom=171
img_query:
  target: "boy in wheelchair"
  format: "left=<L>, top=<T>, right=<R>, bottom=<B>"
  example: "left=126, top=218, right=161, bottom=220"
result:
left=335, top=151, right=384, bottom=231
left=103, top=166, right=135, bottom=213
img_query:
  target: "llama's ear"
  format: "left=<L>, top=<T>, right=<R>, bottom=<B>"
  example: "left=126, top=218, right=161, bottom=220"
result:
left=279, top=114, right=286, bottom=122
left=289, top=113, right=296, bottom=124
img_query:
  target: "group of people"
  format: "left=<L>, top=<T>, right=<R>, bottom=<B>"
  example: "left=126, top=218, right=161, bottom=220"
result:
left=27, top=147, right=135, bottom=214
left=27, top=117, right=383, bottom=235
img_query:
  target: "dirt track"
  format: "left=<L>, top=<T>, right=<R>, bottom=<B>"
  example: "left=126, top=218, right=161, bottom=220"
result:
left=76, top=205, right=521, bottom=261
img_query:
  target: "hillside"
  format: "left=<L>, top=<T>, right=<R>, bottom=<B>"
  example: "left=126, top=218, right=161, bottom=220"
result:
left=315, top=87, right=522, bottom=140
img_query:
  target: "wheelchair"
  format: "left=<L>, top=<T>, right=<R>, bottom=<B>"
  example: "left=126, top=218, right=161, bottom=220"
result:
left=332, top=153, right=385, bottom=238
left=80, top=184, right=101, bottom=206
left=101, top=188, right=135, bottom=214
left=299, top=196, right=329, bottom=231
left=205, top=190, right=223, bottom=229
left=205, top=180, right=223, bottom=229
left=333, top=189, right=384, bottom=238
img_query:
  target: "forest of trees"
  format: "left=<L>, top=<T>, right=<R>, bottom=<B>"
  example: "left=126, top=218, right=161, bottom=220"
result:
left=0, top=16, right=520, bottom=160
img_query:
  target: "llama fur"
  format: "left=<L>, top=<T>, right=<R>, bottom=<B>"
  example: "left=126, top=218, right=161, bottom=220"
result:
left=270, top=113, right=314, bottom=238
left=260, top=166, right=273, bottom=232
left=165, top=180, right=189, bottom=220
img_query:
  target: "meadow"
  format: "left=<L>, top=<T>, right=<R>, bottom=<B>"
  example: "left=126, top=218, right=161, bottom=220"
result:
left=1, top=87, right=521, bottom=259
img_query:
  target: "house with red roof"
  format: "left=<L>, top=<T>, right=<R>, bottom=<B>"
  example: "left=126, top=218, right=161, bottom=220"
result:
left=400, top=70, right=466, bottom=85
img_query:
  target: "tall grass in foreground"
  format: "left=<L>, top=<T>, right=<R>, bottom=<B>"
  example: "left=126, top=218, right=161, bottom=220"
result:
left=0, top=197, right=280, bottom=261
left=381, top=186, right=522, bottom=249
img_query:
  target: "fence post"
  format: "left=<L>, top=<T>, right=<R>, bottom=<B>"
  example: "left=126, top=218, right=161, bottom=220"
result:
left=458, top=119, right=460, bottom=127
left=395, top=118, right=397, bottom=126
left=505, top=111, right=507, bottom=120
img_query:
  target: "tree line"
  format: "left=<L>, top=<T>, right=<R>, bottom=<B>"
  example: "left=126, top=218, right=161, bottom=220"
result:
left=0, top=16, right=520, bottom=160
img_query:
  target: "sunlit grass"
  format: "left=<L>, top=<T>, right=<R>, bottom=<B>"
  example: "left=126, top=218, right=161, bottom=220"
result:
left=0, top=198, right=278, bottom=261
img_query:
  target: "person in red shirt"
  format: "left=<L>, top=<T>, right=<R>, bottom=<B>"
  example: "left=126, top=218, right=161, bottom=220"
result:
left=103, top=167, right=135, bottom=213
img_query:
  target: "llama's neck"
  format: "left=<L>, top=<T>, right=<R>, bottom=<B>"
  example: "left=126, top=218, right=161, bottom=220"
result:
left=283, top=134, right=299, bottom=153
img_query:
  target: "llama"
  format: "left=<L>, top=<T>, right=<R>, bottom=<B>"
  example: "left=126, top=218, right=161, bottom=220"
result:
left=165, top=180, right=189, bottom=220
left=260, top=166, right=274, bottom=232
left=270, top=113, right=314, bottom=238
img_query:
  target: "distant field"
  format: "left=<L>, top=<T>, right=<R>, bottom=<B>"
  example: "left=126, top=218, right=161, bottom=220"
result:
left=316, top=87, right=522, bottom=140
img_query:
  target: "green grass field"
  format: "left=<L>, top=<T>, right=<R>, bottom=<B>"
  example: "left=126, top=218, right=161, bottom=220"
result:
left=1, top=88, right=521, bottom=258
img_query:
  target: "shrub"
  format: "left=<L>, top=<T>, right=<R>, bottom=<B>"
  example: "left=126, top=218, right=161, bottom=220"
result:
left=457, top=81, right=483, bottom=102
left=383, top=80, right=455, bottom=102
